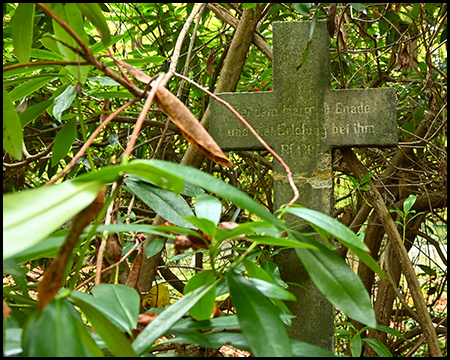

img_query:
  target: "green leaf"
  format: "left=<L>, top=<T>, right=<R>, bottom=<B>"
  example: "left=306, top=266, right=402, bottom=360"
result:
left=293, top=233, right=377, bottom=327
left=124, top=177, right=195, bottom=228
left=11, top=3, right=35, bottom=63
left=416, top=264, right=436, bottom=276
left=247, top=278, right=296, bottom=301
left=148, top=160, right=285, bottom=229
left=145, top=237, right=165, bottom=258
left=3, top=179, right=104, bottom=260
left=69, top=291, right=137, bottom=357
left=76, top=3, right=111, bottom=46
left=19, top=99, right=53, bottom=127
left=166, top=331, right=249, bottom=351
left=3, top=86, right=23, bottom=160
left=89, top=91, right=133, bottom=99
left=30, top=48, right=64, bottom=61
left=195, top=194, right=222, bottom=225
left=351, top=332, right=362, bottom=357
left=88, top=77, right=121, bottom=86
left=362, top=338, right=393, bottom=357
left=403, top=194, right=417, bottom=214
left=248, top=234, right=318, bottom=249
left=243, top=258, right=274, bottom=283
left=360, top=173, right=374, bottom=185
left=226, top=271, right=293, bottom=357
left=293, top=3, right=313, bottom=15
left=351, top=3, right=366, bottom=12
left=281, top=206, right=387, bottom=282
left=51, top=3, right=90, bottom=83
left=53, top=85, right=77, bottom=122
left=52, top=116, right=77, bottom=166
left=23, top=299, right=100, bottom=357
left=8, top=76, right=57, bottom=102
left=83, top=160, right=185, bottom=194
left=94, top=223, right=176, bottom=238
left=379, top=18, right=389, bottom=36
left=73, top=284, right=140, bottom=334
left=132, top=282, right=218, bottom=356
left=3, top=259, right=29, bottom=298
left=290, top=339, right=336, bottom=357
left=170, top=314, right=240, bottom=332
left=184, top=270, right=216, bottom=321
left=184, top=216, right=216, bottom=238
left=13, top=232, right=66, bottom=263
left=374, top=324, right=404, bottom=338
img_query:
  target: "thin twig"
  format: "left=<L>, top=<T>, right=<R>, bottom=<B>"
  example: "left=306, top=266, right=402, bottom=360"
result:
left=95, top=181, right=119, bottom=285
left=174, top=72, right=300, bottom=205
left=154, top=4, right=206, bottom=160
left=123, top=73, right=164, bottom=159
left=3, top=61, right=90, bottom=72
left=75, top=237, right=140, bottom=290
left=163, top=3, right=206, bottom=85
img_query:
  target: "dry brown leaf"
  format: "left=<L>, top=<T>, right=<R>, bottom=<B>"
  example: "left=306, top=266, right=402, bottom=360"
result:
left=38, top=187, right=106, bottom=310
left=126, top=244, right=145, bottom=290
left=3, top=300, right=11, bottom=318
left=113, top=58, right=233, bottom=168
left=174, top=233, right=210, bottom=254
left=206, top=51, right=215, bottom=75
left=154, top=86, right=232, bottom=168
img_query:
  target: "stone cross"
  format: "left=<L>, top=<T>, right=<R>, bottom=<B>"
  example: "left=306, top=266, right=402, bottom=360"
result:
left=210, top=21, right=397, bottom=350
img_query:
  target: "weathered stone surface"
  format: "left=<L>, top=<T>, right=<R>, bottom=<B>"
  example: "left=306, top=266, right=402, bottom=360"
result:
left=210, top=20, right=397, bottom=350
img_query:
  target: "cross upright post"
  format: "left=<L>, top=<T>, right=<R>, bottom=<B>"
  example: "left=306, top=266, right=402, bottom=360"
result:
left=210, top=20, right=397, bottom=350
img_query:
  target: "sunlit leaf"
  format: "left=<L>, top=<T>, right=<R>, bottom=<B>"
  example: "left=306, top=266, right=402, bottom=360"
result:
left=3, top=179, right=104, bottom=260
left=3, top=87, right=23, bottom=160
left=195, top=194, right=222, bottom=225
left=184, top=270, right=216, bottom=321
left=76, top=3, right=111, bottom=46
left=11, top=3, right=35, bottom=63
left=69, top=292, right=137, bottom=357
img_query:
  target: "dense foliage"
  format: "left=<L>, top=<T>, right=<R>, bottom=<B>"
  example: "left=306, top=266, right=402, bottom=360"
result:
left=3, top=3, right=447, bottom=357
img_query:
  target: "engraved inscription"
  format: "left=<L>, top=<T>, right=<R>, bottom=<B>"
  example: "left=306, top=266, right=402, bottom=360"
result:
left=227, top=101, right=377, bottom=141
left=324, top=102, right=370, bottom=115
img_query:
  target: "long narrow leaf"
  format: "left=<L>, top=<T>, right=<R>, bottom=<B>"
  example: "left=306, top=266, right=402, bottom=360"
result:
left=69, top=293, right=137, bottom=357
left=11, top=3, right=35, bottom=63
left=3, top=86, right=23, bottom=160
left=3, top=180, right=104, bottom=260
left=281, top=206, right=387, bottom=281
left=226, top=271, right=293, bottom=357
left=76, top=3, right=111, bottom=46
left=22, top=299, right=100, bottom=357
left=147, top=160, right=286, bottom=229
left=292, top=232, right=377, bottom=327
left=124, top=177, right=195, bottom=228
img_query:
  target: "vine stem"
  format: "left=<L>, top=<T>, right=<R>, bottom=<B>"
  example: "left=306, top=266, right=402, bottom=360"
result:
left=174, top=72, right=300, bottom=206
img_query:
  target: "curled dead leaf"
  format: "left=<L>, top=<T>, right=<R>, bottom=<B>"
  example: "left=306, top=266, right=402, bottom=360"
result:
left=110, top=58, right=232, bottom=168
left=174, top=233, right=210, bottom=254
left=131, top=312, right=159, bottom=338
left=3, top=300, right=11, bottom=318
left=154, top=86, right=233, bottom=168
